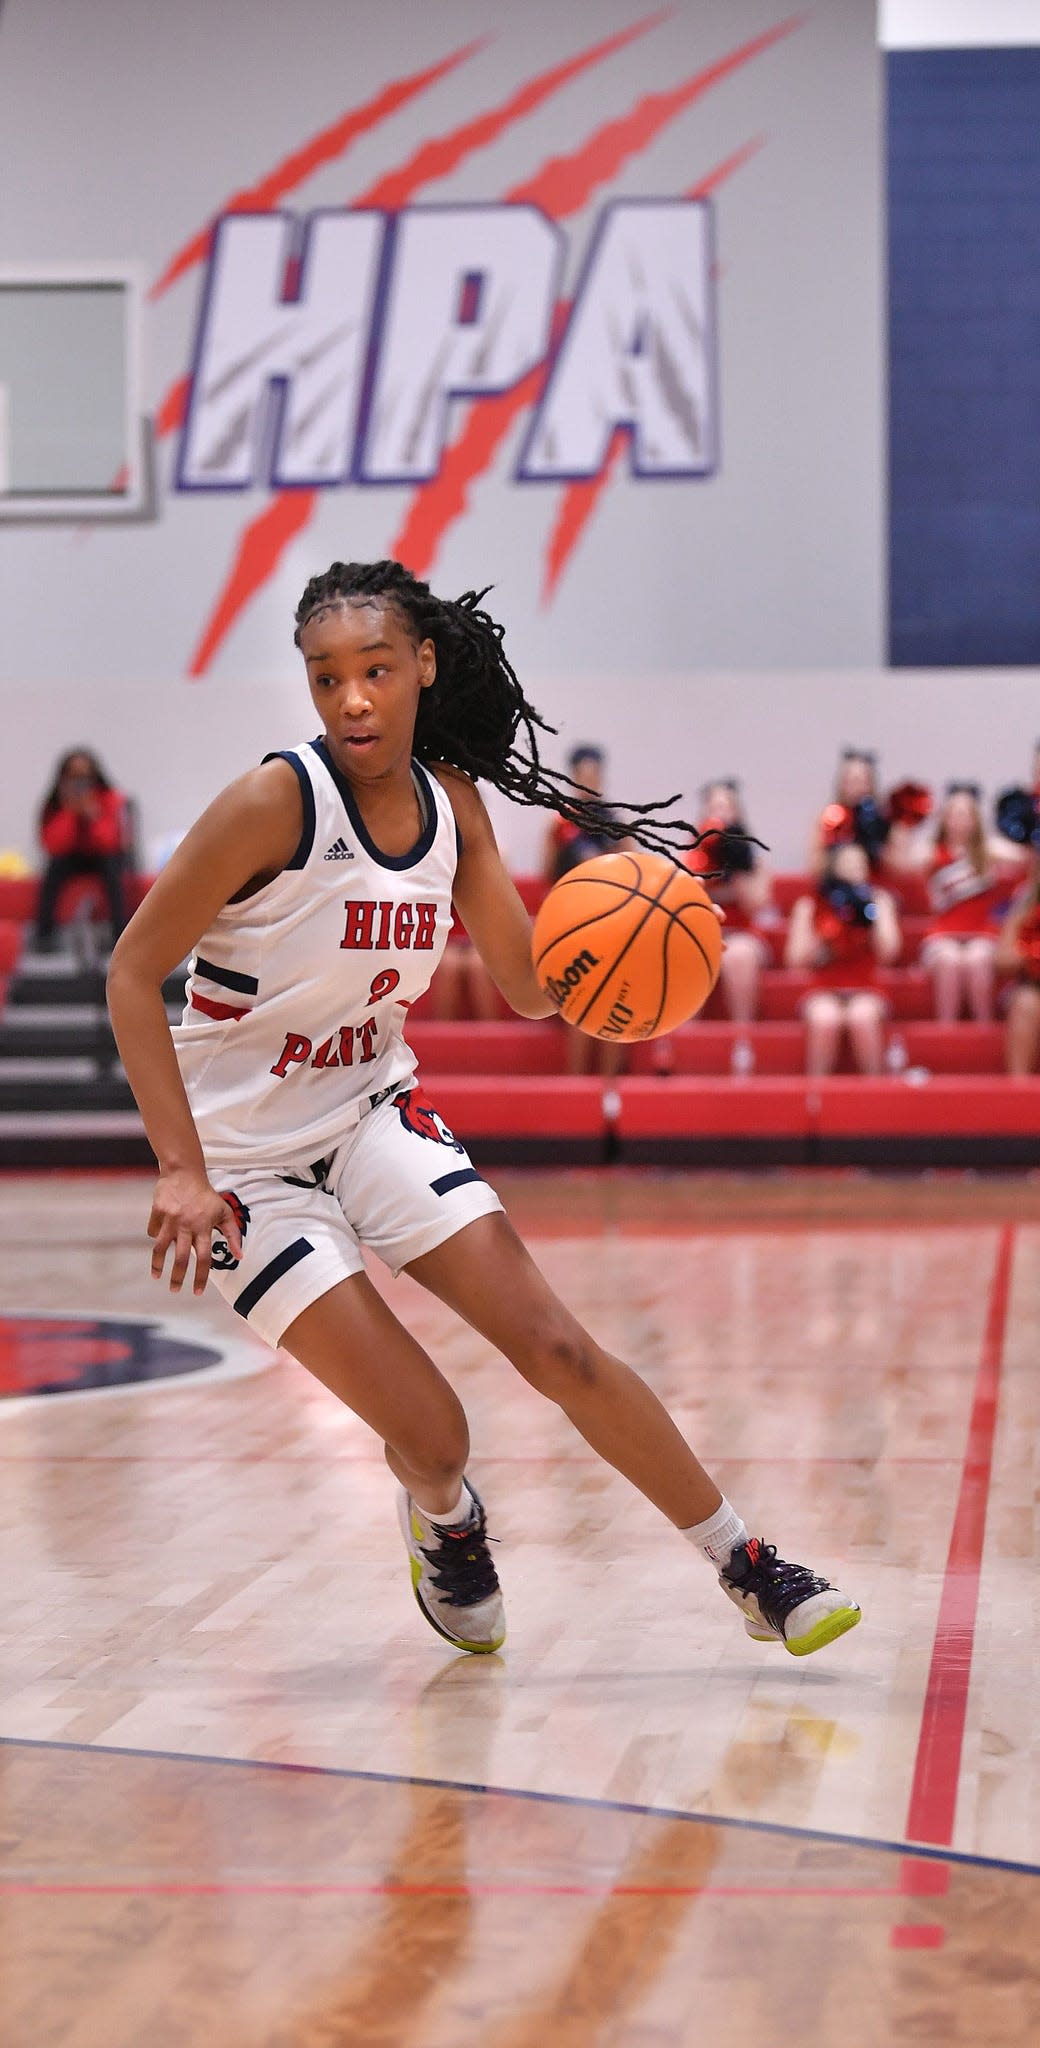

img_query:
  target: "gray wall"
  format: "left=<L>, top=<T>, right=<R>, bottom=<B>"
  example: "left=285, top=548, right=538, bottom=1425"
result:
left=0, top=0, right=910, bottom=871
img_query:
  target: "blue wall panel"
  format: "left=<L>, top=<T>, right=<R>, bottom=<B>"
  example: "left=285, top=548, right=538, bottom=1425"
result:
left=889, top=49, right=1040, bottom=665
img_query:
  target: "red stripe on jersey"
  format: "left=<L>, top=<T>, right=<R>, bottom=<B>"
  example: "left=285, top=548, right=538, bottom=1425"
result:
left=190, top=992, right=251, bottom=1022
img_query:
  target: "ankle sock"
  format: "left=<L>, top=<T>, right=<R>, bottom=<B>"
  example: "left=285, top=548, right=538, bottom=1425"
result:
left=421, top=1480, right=472, bottom=1529
left=681, top=1497, right=748, bottom=1571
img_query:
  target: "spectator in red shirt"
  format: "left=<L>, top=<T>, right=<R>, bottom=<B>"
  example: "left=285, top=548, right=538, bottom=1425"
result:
left=785, top=843, right=901, bottom=1075
left=35, top=749, right=130, bottom=949
left=900, top=784, right=1021, bottom=1023
left=687, top=778, right=772, bottom=1026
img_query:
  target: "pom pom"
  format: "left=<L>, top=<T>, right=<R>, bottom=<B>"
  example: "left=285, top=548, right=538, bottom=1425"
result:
left=996, top=786, right=1040, bottom=848
left=820, top=802, right=854, bottom=848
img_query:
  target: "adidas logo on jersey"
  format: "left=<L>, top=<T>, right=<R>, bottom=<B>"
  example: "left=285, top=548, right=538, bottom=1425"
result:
left=323, top=837, right=354, bottom=861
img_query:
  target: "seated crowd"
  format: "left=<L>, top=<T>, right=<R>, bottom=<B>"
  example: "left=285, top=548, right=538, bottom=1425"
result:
left=9, top=742, right=1040, bottom=1077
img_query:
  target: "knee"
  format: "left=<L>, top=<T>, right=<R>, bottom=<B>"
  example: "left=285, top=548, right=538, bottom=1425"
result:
left=806, top=994, right=841, bottom=1028
left=927, top=939, right=959, bottom=973
left=965, top=938, right=994, bottom=969
left=847, top=994, right=881, bottom=1026
left=515, top=1316, right=601, bottom=1402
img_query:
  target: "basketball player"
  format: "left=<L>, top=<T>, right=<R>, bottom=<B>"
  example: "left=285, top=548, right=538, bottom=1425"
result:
left=108, top=560, right=860, bottom=1660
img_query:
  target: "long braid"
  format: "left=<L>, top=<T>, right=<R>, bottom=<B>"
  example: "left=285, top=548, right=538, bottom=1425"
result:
left=294, top=559, right=728, bottom=864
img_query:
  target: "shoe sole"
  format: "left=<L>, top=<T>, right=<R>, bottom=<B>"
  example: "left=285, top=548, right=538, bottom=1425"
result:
left=747, top=1603, right=862, bottom=1655
left=398, top=1491, right=506, bottom=1656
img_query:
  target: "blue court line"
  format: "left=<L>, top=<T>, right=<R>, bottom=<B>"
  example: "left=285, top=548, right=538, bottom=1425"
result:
left=3, top=1733, right=1039, bottom=1882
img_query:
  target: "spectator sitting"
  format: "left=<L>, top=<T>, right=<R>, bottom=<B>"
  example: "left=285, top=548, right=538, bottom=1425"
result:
left=809, top=748, right=890, bottom=877
left=544, top=745, right=621, bottom=880
left=996, top=858, right=1040, bottom=1075
left=891, top=783, right=1021, bottom=1024
left=687, top=778, right=771, bottom=1027
left=785, top=843, right=901, bottom=1075
left=34, top=749, right=131, bottom=951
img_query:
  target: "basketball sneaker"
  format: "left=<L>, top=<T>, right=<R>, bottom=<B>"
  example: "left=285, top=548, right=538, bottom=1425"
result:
left=720, top=1538, right=860, bottom=1656
left=396, top=1482, right=505, bottom=1655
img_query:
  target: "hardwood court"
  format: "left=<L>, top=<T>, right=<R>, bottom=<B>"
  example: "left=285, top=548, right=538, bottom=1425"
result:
left=2, top=1170, right=1039, bottom=2045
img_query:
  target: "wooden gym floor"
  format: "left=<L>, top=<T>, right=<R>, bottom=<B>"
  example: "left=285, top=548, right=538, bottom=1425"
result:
left=2, top=1168, right=1040, bottom=2046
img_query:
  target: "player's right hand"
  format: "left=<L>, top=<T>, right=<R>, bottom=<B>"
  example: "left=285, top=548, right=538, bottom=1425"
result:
left=147, top=1170, right=244, bottom=1296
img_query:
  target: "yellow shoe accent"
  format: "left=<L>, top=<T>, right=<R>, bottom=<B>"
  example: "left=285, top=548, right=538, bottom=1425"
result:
left=783, top=1602, right=861, bottom=1657
left=410, top=1581, right=505, bottom=1654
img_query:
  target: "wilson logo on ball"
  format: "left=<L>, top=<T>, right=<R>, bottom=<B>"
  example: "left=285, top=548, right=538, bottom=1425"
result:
left=531, top=852, right=721, bottom=1041
left=545, top=947, right=601, bottom=1007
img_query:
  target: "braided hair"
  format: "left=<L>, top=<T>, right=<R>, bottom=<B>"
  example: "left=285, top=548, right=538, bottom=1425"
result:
left=294, top=559, right=722, bottom=864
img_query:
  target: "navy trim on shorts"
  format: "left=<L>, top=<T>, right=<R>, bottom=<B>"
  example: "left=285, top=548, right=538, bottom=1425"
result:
left=234, top=1237, right=314, bottom=1319
left=262, top=750, right=316, bottom=870
left=430, top=1167, right=484, bottom=1197
left=193, top=955, right=259, bottom=995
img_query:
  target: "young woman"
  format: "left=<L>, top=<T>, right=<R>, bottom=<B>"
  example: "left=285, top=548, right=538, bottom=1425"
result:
left=35, top=747, right=130, bottom=949
left=107, top=559, right=860, bottom=1660
left=809, top=748, right=890, bottom=878
left=785, top=842, right=901, bottom=1075
left=894, top=784, right=1021, bottom=1024
left=687, top=778, right=772, bottom=1027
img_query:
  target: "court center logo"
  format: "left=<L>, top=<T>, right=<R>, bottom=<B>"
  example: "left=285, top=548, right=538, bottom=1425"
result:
left=0, top=1315, right=225, bottom=1400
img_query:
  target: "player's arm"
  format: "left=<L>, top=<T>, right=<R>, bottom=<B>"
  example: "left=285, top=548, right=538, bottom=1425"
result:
left=106, top=760, right=303, bottom=1291
left=431, top=768, right=556, bottom=1019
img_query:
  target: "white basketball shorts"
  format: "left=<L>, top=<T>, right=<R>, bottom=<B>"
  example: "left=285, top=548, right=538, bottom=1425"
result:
left=205, top=1083, right=502, bottom=1347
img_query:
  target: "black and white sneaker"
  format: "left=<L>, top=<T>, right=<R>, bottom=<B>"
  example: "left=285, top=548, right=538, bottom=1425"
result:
left=397, top=1481, right=505, bottom=1654
left=720, top=1538, right=861, bottom=1656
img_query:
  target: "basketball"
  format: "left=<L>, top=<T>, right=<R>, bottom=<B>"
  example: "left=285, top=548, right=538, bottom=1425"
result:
left=531, top=851, right=722, bottom=1041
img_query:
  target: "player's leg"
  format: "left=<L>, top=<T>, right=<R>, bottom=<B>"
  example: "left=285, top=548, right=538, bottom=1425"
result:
left=281, top=1275, right=469, bottom=1515
left=846, top=990, right=885, bottom=1074
left=803, top=991, right=842, bottom=1075
left=207, top=1161, right=502, bottom=1653
left=962, top=935, right=996, bottom=1022
left=406, top=1212, right=860, bottom=1656
left=281, top=1277, right=504, bottom=1654
left=1006, top=983, right=1040, bottom=1074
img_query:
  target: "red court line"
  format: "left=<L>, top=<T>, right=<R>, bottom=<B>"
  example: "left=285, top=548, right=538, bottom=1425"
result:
left=903, top=1223, right=1016, bottom=1853
left=891, top=1924, right=946, bottom=1949
left=0, top=1880, right=913, bottom=1900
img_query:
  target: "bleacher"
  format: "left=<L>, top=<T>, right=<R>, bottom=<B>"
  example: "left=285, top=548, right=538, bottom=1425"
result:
left=1, top=870, right=1038, bottom=1169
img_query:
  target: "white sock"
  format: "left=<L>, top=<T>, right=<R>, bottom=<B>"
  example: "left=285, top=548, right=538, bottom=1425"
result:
left=422, top=1480, right=472, bottom=1528
left=681, top=1497, right=748, bottom=1571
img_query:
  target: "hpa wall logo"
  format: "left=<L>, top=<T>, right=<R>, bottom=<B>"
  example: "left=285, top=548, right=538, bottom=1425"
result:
left=145, top=14, right=801, bottom=671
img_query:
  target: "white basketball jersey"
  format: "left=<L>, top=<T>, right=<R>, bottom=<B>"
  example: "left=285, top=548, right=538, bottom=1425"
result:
left=172, top=741, right=458, bottom=1167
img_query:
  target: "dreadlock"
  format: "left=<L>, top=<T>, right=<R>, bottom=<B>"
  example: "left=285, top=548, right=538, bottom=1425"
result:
left=294, top=559, right=726, bottom=864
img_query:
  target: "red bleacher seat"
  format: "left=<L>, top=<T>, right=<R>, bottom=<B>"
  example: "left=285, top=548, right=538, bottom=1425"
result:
left=812, top=1075, right=1040, bottom=1138
left=0, top=874, right=152, bottom=926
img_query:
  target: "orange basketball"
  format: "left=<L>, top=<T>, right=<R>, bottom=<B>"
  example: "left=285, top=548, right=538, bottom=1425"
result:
left=531, top=851, right=722, bottom=1041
